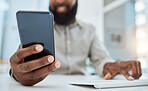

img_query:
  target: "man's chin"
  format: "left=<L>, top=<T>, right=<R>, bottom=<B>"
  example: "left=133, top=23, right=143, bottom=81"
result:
left=56, top=12, right=67, bottom=15
left=55, top=13, right=67, bottom=17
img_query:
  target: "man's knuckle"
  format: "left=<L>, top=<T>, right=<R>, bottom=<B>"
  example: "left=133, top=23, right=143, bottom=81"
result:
left=48, top=66, right=53, bottom=71
left=28, top=47, right=37, bottom=54
left=132, top=62, right=136, bottom=66
left=16, top=50, right=22, bottom=59
left=31, top=45, right=36, bottom=51
left=23, top=64, right=31, bottom=72
left=119, top=66, right=125, bottom=71
left=18, top=64, right=23, bottom=71
left=39, top=58, right=47, bottom=66
left=10, top=56, right=14, bottom=63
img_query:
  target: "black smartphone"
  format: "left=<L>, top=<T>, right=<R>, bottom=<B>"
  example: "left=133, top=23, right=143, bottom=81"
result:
left=16, top=11, right=55, bottom=62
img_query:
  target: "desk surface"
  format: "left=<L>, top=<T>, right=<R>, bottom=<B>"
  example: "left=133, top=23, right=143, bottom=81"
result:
left=0, top=73, right=148, bottom=91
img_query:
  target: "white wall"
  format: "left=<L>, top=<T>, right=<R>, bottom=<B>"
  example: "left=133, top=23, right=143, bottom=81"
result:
left=77, top=0, right=104, bottom=41
left=0, top=11, right=4, bottom=59
left=0, top=0, right=8, bottom=59
left=143, top=0, right=148, bottom=72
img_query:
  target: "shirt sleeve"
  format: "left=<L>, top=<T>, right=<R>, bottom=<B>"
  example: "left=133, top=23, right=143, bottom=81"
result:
left=89, top=27, right=115, bottom=76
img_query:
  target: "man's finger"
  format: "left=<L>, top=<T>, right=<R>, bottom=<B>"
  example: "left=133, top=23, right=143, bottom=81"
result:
left=16, top=44, right=22, bottom=51
left=103, top=65, right=112, bottom=80
left=117, top=66, right=134, bottom=81
left=18, top=55, right=54, bottom=73
left=138, top=61, right=142, bottom=78
left=23, top=61, right=60, bottom=80
left=104, top=72, right=112, bottom=80
left=103, top=63, right=120, bottom=80
left=135, top=61, right=142, bottom=79
left=131, top=61, right=139, bottom=79
left=12, top=44, right=43, bottom=64
left=19, top=44, right=22, bottom=49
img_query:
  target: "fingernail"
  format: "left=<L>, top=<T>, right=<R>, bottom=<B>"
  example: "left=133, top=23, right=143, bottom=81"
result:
left=35, top=45, right=43, bottom=52
left=104, top=73, right=111, bottom=79
left=48, top=56, right=54, bottom=63
left=55, top=62, right=60, bottom=68
left=128, top=76, right=134, bottom=80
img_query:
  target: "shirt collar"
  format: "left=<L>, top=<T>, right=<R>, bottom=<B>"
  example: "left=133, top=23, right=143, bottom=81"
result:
left=54, top=19, right=82, bottom=29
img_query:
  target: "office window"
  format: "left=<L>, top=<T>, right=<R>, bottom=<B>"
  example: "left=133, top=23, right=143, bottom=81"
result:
left=0, top=0, right=9, bottom=72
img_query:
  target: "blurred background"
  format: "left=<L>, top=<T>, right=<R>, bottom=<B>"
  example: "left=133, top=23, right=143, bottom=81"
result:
left=0, top=0, right=148, bottom=75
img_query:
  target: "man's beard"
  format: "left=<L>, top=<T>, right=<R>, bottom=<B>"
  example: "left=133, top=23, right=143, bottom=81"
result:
left=49, top=1, right=78, bottom=25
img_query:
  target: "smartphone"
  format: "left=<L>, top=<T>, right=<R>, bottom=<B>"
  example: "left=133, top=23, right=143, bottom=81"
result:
left=16, top=11, right=55, bottom=62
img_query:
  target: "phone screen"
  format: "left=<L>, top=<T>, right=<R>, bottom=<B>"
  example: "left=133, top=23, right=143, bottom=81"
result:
left=16, top=11, right=55, bottom=62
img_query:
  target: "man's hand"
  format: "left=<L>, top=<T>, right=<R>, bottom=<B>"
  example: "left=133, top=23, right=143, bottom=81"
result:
left=10, top=44, right=61, bottom=86
left=103, top=61, right=142, bottom=80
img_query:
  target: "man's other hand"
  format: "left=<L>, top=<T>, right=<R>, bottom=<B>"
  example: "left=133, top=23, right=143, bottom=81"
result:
left=10, top=44, right=61, bottom=86
left=103, top=61, right=142, bottom=80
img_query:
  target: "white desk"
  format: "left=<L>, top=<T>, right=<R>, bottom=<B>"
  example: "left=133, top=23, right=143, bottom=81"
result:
left=0, top=73, right=148, bottom=91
